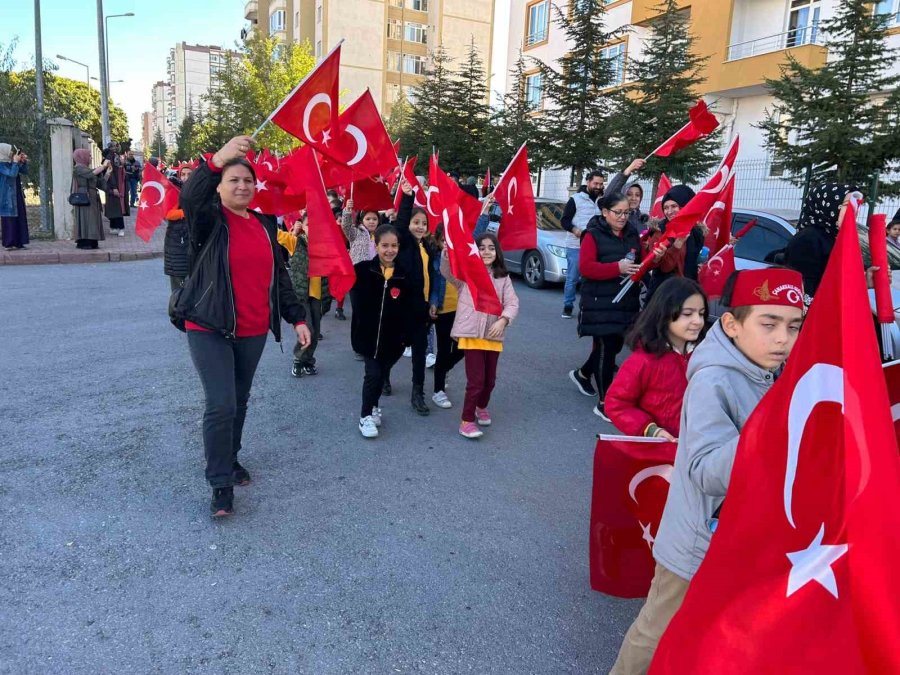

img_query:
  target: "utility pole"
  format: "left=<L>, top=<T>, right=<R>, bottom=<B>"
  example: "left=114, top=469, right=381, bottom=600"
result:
left=33, top=0, right=52, bottom=233
left=96, top=0, right=111, bottom=146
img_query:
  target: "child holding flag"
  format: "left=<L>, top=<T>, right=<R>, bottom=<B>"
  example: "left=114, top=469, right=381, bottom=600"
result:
left=610, top=268, right=805, bottom=674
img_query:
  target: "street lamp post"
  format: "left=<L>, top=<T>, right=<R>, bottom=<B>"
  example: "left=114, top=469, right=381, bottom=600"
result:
left=96, top=0, right=111, bottom=146
left=104, top=12, right=134, bottom=93
left=56, top=54, right=90, bottom=88
left=34, top=0, right=51, bottom=233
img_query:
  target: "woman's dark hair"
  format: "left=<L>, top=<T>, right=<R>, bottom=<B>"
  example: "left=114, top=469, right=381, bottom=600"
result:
left=356, top=209, right=382, bottom=226
left=475, top=232, right=509, bottom=278
left=627, top=277, right=708, bottom=355
left=625, top=183, right=644, bottom=200
left=220, top=157, right=256, bottom=181
left=409, top=207, right=429, bottom=223
left=599, top=191, right=628, bottom=211
left=374, top=224, right=399, bottom=244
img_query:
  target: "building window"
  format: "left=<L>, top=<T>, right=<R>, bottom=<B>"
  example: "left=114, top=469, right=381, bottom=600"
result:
left=525, top=72, right=542, bottom=108
left=388, top=83, right=417, bottom=103
left=389, top=0, right=403, bottom=6
left=389, top=52, right=426, bottom=75
left=317, top=5, right=322, bottom=23
left=269, top=9, right=286, bottom=33
left=294, top=11, right=299, bottom=29
left=525, top=1, right=549, bottom=46
left=410, top=0, right=428, bottom=9
left=404, top=22, right=427, bottom=44
left=387, top=19, right=402, bottom=39
left=601, top=42, right=627, bottom=86
left=786, top=0, right=821, bottom=48
left=316, top=40, right=322, bottom=57
left=875, top=0, right=900, bottom=23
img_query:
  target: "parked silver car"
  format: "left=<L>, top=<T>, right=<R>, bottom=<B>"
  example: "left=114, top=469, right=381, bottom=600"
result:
left=487, top=198, right=570, bottom=288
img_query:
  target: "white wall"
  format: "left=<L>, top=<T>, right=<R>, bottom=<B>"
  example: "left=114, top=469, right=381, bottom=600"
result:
left=729, top=0, right=788, bottom=48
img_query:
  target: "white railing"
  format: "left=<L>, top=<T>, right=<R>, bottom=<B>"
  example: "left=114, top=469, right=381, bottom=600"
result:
left=525, top=29, right=548, bottom=46
left=726, top=23, right=823, bottom=62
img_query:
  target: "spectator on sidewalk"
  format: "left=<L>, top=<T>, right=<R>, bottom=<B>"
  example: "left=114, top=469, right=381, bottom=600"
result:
left=164, top=164, right=194, bottom=290
left=560, top=169, right=605, bottom=319
left=125, top=150, right=141, bottom=208
left=72, top=149, right=109, bottom=250
left=103, top=142, right=128, bottom=237
left=0, top=143, right=29, bottom=250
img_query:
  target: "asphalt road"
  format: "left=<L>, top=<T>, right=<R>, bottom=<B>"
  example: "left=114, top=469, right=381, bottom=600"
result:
left=1, top=259, right=641, bottom=674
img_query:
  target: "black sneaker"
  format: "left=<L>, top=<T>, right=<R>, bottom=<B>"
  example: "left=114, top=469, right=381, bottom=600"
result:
left=210, top=486, right=234, bottom=517
left=569, top=369, right=597, bottom=397
left=593, top=402, right=612, bottom=423
left=335, top=308, right=346, bottom=320
left=233, top=461, right=251, bottom=486
left=382, top=380, right=392, bottom=396
left=301, top=364, right=318, bottom=376
left=561, top=305, right=574, bottom=319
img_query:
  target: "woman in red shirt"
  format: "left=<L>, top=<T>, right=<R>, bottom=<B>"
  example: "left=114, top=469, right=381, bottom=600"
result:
left=178, top=135, right=310, bottom=517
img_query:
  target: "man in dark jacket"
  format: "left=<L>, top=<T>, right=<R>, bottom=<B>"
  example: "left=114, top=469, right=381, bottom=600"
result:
left=124, top=150, right=141, bottom=207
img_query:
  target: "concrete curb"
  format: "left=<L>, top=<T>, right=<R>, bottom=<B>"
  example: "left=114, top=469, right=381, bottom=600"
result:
left=0, top=250, right=163, bottom=266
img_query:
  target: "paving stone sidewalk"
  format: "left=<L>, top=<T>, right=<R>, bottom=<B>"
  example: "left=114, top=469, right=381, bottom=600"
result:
left=1, top=215, right=163, bottom=266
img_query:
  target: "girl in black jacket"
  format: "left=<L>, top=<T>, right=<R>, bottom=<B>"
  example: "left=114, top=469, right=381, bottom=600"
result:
left=351, top=224, right=414, bottom=438
left=175, top=135, right=310, bottom=517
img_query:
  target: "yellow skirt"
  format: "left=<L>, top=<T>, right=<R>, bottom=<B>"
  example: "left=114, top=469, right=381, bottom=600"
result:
left=457, top=337, right=503, bottom=353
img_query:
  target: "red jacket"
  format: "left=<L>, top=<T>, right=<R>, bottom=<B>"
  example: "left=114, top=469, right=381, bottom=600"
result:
left=605, top=345, right=690, bottom=437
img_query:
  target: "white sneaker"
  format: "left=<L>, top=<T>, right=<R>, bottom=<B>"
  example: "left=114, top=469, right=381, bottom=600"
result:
left=371, top=406, right=383, bottom=427
left=359, top=416, right=379, bottom=438
left=425, top=353, right=436, bottom=368
left=432, top=391, right=452, bottom=409
left=117, top=230, right=125, bottom=237
left=403, top=347, right=412, bottom=358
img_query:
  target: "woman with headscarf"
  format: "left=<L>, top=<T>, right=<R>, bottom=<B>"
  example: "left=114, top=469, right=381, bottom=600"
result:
left=102, top=142, right=128, bottom=236
left=0, top=143, right=29, bottom=250
left=72, top=149, right=110, bottom=250
left=784, top=183, right=857, bottom=299
left=605, top=159, right=648, bottom=232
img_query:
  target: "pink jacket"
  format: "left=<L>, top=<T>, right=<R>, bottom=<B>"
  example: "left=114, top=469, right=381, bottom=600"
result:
left=441, top=252, right=519, bottom=341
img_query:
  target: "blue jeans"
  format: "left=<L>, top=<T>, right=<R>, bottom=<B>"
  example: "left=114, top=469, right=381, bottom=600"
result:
left=128, top=178, right=139, bottom=206
left=564, top=247, right=581, bottom=308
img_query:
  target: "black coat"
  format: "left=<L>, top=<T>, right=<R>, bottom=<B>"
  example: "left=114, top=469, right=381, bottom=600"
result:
left=172, top=162, right=305, bottom=340
left=578, top=216, right=642, bottom=338
left=350, top=258, right=414, bottom=361
left=163, top=218, right=190, bottom=278
left=395, top=193, right=435, bottom=320
left=783, top=226, right=834, bottom=297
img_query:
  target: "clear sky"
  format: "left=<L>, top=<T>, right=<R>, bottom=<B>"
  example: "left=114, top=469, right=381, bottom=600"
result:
left=3, top=0, right=248, bottom=144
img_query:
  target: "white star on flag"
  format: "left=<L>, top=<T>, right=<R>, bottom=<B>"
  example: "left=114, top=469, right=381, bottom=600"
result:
left=139, top=201, right=148, bottom=209
left=256, top=180, right=268, bottom=191
left=786, top=523, right=848, bottom=599
left=639, top=521, right=655, bottom=549
left=322, top=129, right=332, bottom=146
left=468, top=242, right=480, bottom=257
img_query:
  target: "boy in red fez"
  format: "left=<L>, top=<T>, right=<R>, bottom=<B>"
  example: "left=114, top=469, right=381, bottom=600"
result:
left=611, top=268, right=805, bottom=675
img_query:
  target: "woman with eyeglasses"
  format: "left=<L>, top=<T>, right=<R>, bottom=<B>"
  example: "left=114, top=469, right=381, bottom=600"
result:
left=568, top=192, right=643, bottom=422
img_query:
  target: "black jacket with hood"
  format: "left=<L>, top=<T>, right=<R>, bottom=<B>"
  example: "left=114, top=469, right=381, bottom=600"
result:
left=350, top=257, right=414, bottom=361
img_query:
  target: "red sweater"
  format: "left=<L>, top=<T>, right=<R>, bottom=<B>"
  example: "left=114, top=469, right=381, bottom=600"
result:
left=604, top=345, right=690, bottom=437
left=186, top=206, right=273, bottom=337
left=578, top=228, right=624, bottom=280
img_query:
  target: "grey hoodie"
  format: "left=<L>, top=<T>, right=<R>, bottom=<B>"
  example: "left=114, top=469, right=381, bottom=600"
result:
left=652, top=320, right=778, bottom=581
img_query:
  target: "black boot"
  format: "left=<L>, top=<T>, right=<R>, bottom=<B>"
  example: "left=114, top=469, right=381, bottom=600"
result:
left=382, top=379, right=392, bottom=396
left=233, top=461, right=251, bottom=486
left=411, top=384, right=430, bottom=416
left=210, top=486, right=234, bottom=517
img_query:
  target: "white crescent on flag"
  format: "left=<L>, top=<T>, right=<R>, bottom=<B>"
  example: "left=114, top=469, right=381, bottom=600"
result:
left=628, top=464, right=674, bottom=502
left=142, top=181, right=166, bottom=206
left=302, top=93, right=332, bottom=142
left=425, top=186, right=440, bottom=217
left=507, top=178, right=518, bottom=215
left=345, top=124, right=367, bottom=166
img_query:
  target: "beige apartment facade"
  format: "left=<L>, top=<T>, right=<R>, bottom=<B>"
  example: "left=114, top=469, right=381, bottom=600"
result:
left=244, top=0, right=496, bottom=114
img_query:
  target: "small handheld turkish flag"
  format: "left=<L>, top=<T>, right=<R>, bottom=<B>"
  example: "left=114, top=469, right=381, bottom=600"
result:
left=590, top=435, right=677, bottom=598
left=651, top=200, right=900, bottom=674
left=648, top=173, right=672, bottom=220
left=649, top=100, right=720, bottom=159
left=136, top=162, right=178, bottom=242
left=269, top=42, right=341, bottom=145
left=702, top=172, right=735, bottom=255
left=493, top=143, right=537, bottom=251
left=697, top=244, right=735, bottom=299
left=324, top=90, right=396, bottom=179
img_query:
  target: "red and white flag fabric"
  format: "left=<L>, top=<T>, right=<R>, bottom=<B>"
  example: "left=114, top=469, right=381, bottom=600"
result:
left=287, top=145, right=356, bottom=301
left=430, top=160, right=502, bottom=315
left=270, top=42, right=341, bottom=146
left=702, top=172, right=735, bottom=255
left=493, top=144, right=537, bottom=251
left=429, top=154, right=482, bottom=236
left=322, top=90, right=397, bottom=180
left=247, top=149, right=306, bottom=216
left=697, top=243, right=735, bottom=299
left=590, top=435, right=677, bottom=599
left=650, top=202, right=900, bottom=674
left=649, top=173, right=671, bottom=220
left=649, top=100, right=720, bottom=159
left=481, top=167, right=492, bottom=198
left=136, top=162, right=179, bottom=242
left=884, top=360, right=900, bottom=448
left=348, top=176, right=394, bottom=212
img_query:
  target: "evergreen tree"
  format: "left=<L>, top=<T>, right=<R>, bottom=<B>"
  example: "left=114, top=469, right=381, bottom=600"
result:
left=607, top=0, right=719, bottom=186
left=445, top=38, right=489, bottom=175
left=760, top=0, right=900, bottom=196
left=384, top=92, right=412, bottom=144
left=150, top=127, right=167, bottom=161
left=532, top=0, right=626, bottom=187
left=399, top=45, right=456, bottom=165
left=484, top=52, right=546, bottom=174
left=174, top=109, right=196, bottom=160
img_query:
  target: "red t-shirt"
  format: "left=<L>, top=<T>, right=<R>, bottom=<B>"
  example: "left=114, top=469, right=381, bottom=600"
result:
left=186, top=207, right=273, bottom=337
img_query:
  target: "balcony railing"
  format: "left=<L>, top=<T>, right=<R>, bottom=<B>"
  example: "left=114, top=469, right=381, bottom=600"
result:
left=244, top=0, right=258, bottom=21
left=726, top=23, right=823, bottom=62
left=525, top=28, right=548, bottom=46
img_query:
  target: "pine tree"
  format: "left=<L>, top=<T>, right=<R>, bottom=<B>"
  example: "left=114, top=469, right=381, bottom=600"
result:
left=608, top=0, right=719, bottom=186
left=151, top=127, right=167, bottom=161
left=399, top=45, right=456, bottom=164
left=445, top=38, right=489, bottom=176
left=760, top=0, right=900, bottom=196
left=532, top=0, right=626, bottom=187
left=484, top=52, right=546, bottom=175
left=174, top=107, right=196, bottom=160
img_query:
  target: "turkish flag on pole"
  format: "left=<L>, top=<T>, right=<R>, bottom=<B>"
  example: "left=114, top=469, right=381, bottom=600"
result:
left=650, top=202, right=900, bottom=674
left=884, top=360, right=900, bottom=448
left=481, top=167, right=492, bottom=198
left=702, top=172, right=735, bottom=254
left=269, top=42, right=341, bottom=144
left=136, top=162, right=178, bottom=242
left=247, top=149, right=307, bottom=216
left=697, top=243, right=735, bottom=299
left=289, top=145, right=356, bottom=301
left=394, top=155, right=417, bottom=212
left=430, top=161, right=502, bottom=315
left=648, top=100, right=720, bottom=159
left=348, top=176, right=394, bottom=212
left=427, top=154, right=481, bottom=234
left=648, top=173, right=672, bottom=220
left=324, top=90, right=397, bottom=179
left=493, top=143, right=537, bottom=251
left=590, top=435, right=677, bottom=598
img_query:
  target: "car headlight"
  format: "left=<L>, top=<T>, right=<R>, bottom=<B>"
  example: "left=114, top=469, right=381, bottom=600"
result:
left=547, top=245, right=566, bottom=258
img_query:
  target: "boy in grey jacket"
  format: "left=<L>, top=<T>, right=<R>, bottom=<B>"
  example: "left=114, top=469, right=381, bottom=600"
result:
left=611, top=267, right=805, bottom=675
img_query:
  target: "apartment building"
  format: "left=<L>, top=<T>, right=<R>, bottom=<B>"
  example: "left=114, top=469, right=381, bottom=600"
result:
left=506, top=0, right=900, bottom=202
left=150, top=80, right=173, bottom=147
left=140, top=112, right=152, bottom=154
left=243, top=0, right=496, bottom=114
left=166, top=43, right=228, bottom=133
